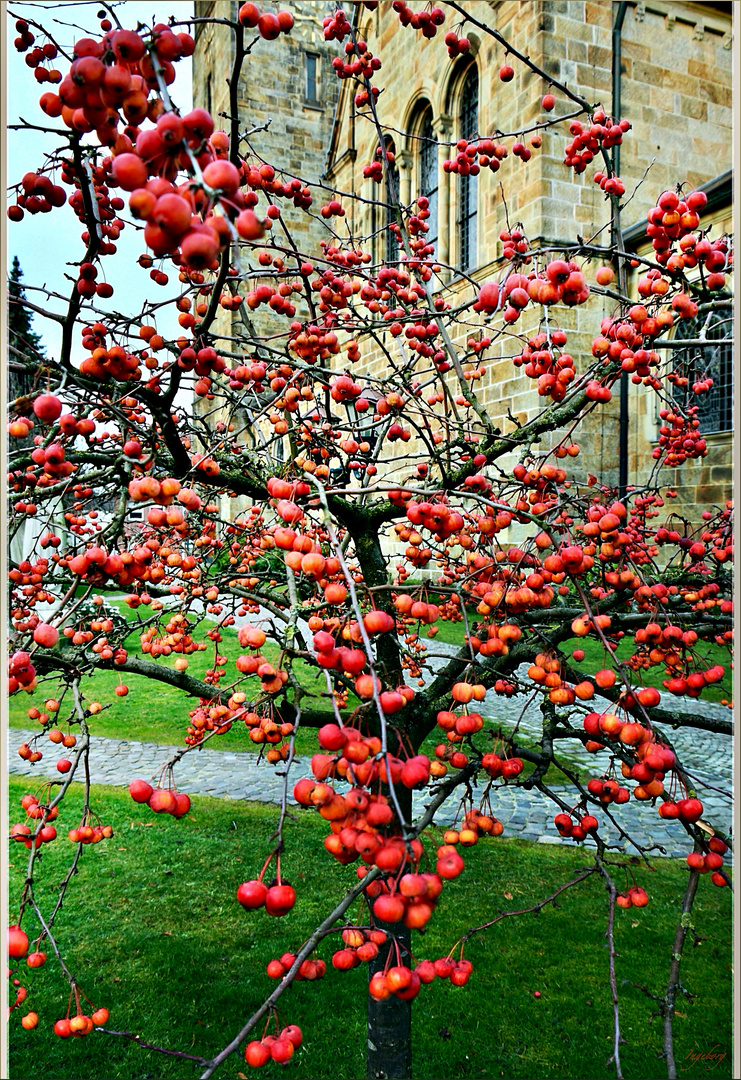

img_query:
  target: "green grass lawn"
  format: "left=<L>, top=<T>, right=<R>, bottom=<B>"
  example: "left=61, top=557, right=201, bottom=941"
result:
left=10, top=597, right=731, bottom=760
left=430, top=614, right=733, bottom=704
left=8, top=778, right=732, bottom=1080
left=9, top=597, right=339, bottom=754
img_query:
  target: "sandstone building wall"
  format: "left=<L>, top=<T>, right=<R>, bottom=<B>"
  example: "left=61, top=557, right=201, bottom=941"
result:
left=192, top=1, right=733, bottom=528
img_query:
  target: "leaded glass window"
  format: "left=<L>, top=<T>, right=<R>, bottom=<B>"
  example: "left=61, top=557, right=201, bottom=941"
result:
left=671, top=300, right=733, bottom=434
left=385, top=141, right=399, bottom=265
left=458, top=66, right=478, bottom=272
left=419, top=110, right=438, bottom=250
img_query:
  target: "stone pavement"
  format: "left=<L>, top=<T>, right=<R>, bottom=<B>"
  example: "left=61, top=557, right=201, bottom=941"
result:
left=173, top=594, right=736, bottom=803
left=422, top=643, right=734, bottom=855
left=10, top=599, right=733, bottom=857
left=8, top=705, right=732, bottom=862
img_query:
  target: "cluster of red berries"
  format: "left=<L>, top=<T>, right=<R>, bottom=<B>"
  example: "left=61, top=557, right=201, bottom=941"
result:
left=240, top=708, right=294, bottom=757
left=128, top=779, right=191, bottom=817
left=322, top=8, right=353, bottom=41
left=686, top=836, right=729, bottom=887
left=586, top=379, right=615, bottom=405
left=403, top=499, right=465, bottom=540
left=21, top=26, right=192, bottom=148
left=304, top=266, right=359, bottom=315
left=312, top=631, right=368, bottom=676
left=656, top=797, right=703, bottom=823
left=245, top=1024, right=302, bottom=1068
left=13, top=18, right=38, bottom=55
left=354, top=85, right=382, bottom=113
left=329, top=374, right=364, bottom=404
left=16, top=741, right=43, bottom=763
left=563, top=110, right=630, bottom=174
left=237, top=877, right=297, bottom=917
left=227, top=359, right=268, bottom=391
left=368, top=865, right=450, bottom=931
left=8, top=171, right=66, bottom=221
left=476, top=263, right=589, bottom=329
left=645, top=188, right=706, bottom=255
left=22, top=37, right=62, bottom=80
left=310, top=721, right=428, bottom=789
left=653, top=408, right=707, bottom=468
left=320, top=197, right=346, bottom=218
left=54, top=1008, right=110, bottom=1038
left=592, top=309, right=666, bottom=360
left=689, top=374, right=714, bottom=396
left=388, top=316, right=442, bottom=364
left=442, top=807, right=505, bottom=845
left=370, top=961, right=422, bottom=1001
left=266, top=951, right=327, bottom=981
left=524, top=345, right=578, bottom=408
left=16, top=612, right=59, bottom=653
left=592, top=170, right=626, bottom=198
left=174, top=344, right=227, bottom=379
left=29, top=439, right=74, bottom=481
left=370, top=955, right=472, bottom=1001
left=285, top=732, right=463, bottom=929
left=584, top=774, right=631, bottom=805
left=541, top=544, right=596, bottom=580
left=330, top=926, right=390, bottom=970
left=183, top=693, right=242, bottom=746
left=0, top=35, right=304, bottom=285
left=424, top=956, right=473, bottom=985
left=529, top=260, right=591, bottom=308
left=499, top=227, right=530, bottom=260
left=78, top=323, right=141, bottom=382
left=553, top=812, right=599, bottom=842
left=394, top=594, right=443, bottom=628
left=670, top=291, right=699, bottom=321
left=616, top=886, right=649, bottom=909
left=479, top=753, right=524, bottom=781
left=362, top=144, right=392, bottom=183
left=393, top=2, right=445, bottom=35
left=443, top=31, right=471, bottom=58
left=663, top=664, right=726, bottom=698
left=8, top=651, right=37, bottom=695
left=332, top=38, right=382, bottom=80
left=444, top=138, right=508, bottom=177
left=674, top=234, right=729, bottom=288
left=11, top=793, right=59, bottom=849
left=237, top=4, right=294, bottom=37
left=68, top=818, right=114, bottom=844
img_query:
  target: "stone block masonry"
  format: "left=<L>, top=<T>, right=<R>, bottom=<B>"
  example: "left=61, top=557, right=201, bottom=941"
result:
left=190, top=1, right=732, bottom=515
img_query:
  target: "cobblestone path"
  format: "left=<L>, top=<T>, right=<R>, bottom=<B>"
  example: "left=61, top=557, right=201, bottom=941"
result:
left=10, top=603, right=732, bottom=857
left=9, top=682, right=732, bottom=862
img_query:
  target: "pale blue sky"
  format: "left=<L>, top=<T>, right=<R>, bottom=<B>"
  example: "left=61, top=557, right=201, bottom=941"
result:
left=6, top=1, right=195, bottom=357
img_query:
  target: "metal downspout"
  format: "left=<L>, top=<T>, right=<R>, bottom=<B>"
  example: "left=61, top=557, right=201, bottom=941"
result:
left=613, top=1, right=629, bottom=499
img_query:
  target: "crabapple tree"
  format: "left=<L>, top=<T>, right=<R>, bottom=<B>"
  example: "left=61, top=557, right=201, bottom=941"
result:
left=6, top=3, right=733, bottom=1079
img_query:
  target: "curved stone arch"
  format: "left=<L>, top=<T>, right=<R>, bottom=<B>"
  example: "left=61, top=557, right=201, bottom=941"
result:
left=401, top=87, right=437, bottom=153
left=439, top=35, right=481, bottom=121
left=398, top=95, right=439, bottom=249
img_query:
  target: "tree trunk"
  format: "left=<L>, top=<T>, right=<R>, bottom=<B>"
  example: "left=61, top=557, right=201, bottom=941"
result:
left=366, top=921, right=412, bottom=1080
left=663, top=868, right=701, bottom=1078
left=366, top=785, right=413, bottom=1080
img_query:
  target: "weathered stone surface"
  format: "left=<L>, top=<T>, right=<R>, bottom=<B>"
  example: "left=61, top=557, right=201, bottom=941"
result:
left=190, top=2, right=732, bottom=526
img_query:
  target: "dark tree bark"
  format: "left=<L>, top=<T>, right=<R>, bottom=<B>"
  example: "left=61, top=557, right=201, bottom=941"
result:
left=366, top=923, right=413, bottom=1080
left=663, top=868, right=701, bottom=1078
left=366, top=783, right=413, bottom=1079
